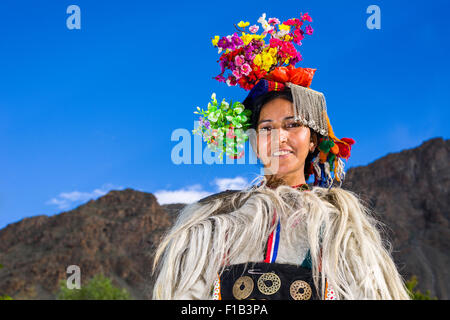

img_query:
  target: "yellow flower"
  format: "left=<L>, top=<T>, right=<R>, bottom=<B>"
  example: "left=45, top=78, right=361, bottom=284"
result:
left=237, top=21, right=250, bottom=28
left=211, top=35, right=220, bottom=47
left=268, top=47, right=277, bottom=56
left=253, top=54, right=262, bottom=66
left=278, top=24, right=290, bottom=31
left=284, top=34, right=293, bottom=42
left=241, top=32, right=252, bottom=45
left=262, top=53, right=274, bottom=71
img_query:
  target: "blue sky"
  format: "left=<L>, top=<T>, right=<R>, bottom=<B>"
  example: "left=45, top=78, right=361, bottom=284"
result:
left=0, top=0, right=448, bottom=229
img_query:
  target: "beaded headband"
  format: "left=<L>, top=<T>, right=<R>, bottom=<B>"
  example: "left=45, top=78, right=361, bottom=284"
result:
left=192, top=12, right=355, bottom=187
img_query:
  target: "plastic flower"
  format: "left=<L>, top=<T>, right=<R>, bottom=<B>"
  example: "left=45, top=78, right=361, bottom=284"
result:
left=212, top=12, right=314, bottom=90
left=268, top=17, right=280, bottom=25
left=253, top=54, right=262, bottom=66
left=237, top=21, right=250, bottom=28
left=212, top=35, right=220, bottom=46
left=262, top=53, right=274, bottom=71
left=226, top=76, right=237, bottom=86
left=241, top=63, right=252, bottom=76
left=232, top=69, right=241, bottom=79
left=257, top=13, right=267, bottom=26
left=235, top=55, right=244, bottom=67
left=268, top=47, right=277, bottom=56
left=226, top=126, right=236, bottom=139
left=214, top=74, right=226, bottom=83
left=302, top=13, right=312, bottom=22
left=249, top=25, right=259, bottom=33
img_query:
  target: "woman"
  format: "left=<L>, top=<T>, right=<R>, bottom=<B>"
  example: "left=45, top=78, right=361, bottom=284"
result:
left=152, top=13, right=410, bottom=300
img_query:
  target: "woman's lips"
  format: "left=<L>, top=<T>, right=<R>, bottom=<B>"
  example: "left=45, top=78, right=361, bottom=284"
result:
left=272, top=149, right=294, bottom=158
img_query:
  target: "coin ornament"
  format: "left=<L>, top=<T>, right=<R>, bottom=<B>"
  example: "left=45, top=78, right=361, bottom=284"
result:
left=232, top=276, right=254, bottom=300
left=289, top=280, right=312, bottom=300
left=257, top=272, right=281, bottom=295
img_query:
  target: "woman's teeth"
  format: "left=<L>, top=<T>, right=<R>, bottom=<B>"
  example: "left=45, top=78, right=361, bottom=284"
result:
left=273, top=150, right=292, bottom=156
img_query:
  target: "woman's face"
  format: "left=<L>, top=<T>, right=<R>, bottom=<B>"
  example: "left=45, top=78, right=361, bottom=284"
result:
left=256, top=98, right=316, bottom=185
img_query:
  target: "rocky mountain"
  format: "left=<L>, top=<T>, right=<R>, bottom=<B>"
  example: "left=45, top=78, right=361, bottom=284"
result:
left=342, top=137, right=449, bottom=299
left=0, top=137, right=448, bottom=299
left=0, top=190, right=172, bottom=299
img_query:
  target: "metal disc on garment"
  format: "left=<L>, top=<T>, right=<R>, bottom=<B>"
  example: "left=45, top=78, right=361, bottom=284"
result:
left=232, top=276, right=254, bottom=300
left=289, top=280, right=312, bottom=300
left=257, top=272, right=281, bottom=295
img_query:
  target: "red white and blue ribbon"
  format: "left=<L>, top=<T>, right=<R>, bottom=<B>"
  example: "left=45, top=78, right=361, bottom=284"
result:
left=264, top=217, right=281, bottom=263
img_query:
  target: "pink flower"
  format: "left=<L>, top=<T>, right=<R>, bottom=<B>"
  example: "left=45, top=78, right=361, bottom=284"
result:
left=262, top=25, right=275, bottom=36
left=269, top=38, right=282, bottom=48
left=305, top=25, right=314, bottom=35
left=268, top=17, right=280, bottom=25
left=302, top=13, right=312, bottom=22
left=226, top=127, right=235, bottom=139
left=293, top=28, right=305, bottom=44
left=284, top=18, right=302, bottom=27
left=234, top=55, right=244, bottom=67
left=240, top=63, right=252, bottom=76
left=249, top=24, right=259, bottom=33
left=232, top=69, right=241, bottom=79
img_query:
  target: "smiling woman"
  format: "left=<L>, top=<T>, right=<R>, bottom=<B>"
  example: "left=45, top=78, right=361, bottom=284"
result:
left=152, top=12, right=410, bottom=300
left=248, top=90, right=321, bottom=187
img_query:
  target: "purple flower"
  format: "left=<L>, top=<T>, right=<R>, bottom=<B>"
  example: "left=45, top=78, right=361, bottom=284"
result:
left=305, top=25, right=314, bottom=35
left=231, top=33, right=244, bottom=47
left=214, top=74, right=226, bottom=83
left=219, top=60, right=227, bottom=73
left=217, top=37, right=228, bottom=48
left=204, top=120, right=210, bottom=129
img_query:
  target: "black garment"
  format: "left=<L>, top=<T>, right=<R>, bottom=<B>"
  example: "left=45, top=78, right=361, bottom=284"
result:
left=219, top=262, right=319, bottom=300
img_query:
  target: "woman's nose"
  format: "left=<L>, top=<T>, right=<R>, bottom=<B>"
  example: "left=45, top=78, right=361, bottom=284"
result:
left=279, top=128, right=288, bottom=143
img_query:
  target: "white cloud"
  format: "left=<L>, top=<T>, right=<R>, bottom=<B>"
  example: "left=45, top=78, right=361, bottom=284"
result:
left=154, top=176, right=249, bottom=205
left=46, top=183, right=124, bottom=210
left=154, top=184, right=213, bottom=205
left=214, top=176, right=249, bottom=191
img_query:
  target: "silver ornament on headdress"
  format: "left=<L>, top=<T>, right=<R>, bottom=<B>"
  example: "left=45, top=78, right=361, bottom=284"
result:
left=286, top=82, right=329, bottom=136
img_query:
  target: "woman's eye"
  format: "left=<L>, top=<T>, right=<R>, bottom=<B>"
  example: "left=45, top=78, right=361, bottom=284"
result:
left=286, top=122, right=301, bottom=128
left=259, top=126, right=272, bottom=132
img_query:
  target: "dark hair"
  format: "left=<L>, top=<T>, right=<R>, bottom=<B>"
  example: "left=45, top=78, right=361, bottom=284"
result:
left=243, top=89, right=294, bottom=130
left=243, top=88, right=322, bottom=182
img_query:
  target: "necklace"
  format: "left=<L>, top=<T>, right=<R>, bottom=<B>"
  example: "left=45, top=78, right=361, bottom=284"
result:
left=291, top=183, right=310, bottom=191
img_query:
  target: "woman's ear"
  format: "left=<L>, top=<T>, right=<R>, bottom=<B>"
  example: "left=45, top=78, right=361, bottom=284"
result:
left=309, top=141, right=316, bottom=153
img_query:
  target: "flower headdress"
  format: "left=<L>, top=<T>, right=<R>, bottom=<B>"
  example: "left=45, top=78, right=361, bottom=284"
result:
left=193, top=12, right=355, bottom=187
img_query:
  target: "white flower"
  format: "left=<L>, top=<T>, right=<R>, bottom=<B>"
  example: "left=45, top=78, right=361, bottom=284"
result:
left=208, top=112, right=218, bottom=122
left=275, top=29, right=289, bottom=39
left=234, top=105, right=244, bottom=114
left=221, top=99, right=229, bottom=109
left=257, top=13, right=267, bottom=25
